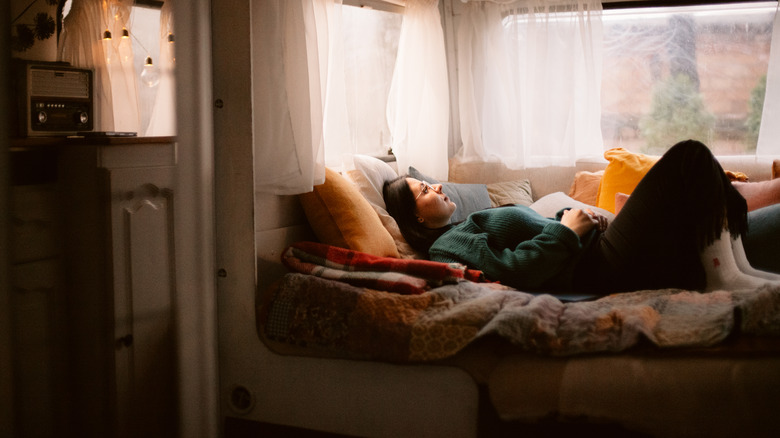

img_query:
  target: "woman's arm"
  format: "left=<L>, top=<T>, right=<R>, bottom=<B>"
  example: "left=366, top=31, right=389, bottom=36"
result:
left=429, top=207, right=588, bottom=291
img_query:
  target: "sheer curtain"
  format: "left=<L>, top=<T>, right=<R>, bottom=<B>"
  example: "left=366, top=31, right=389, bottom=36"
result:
left=253, top=0, right=350, bottom=194
left=757, top=1, right=780, bottom=157
left=146, top=0, right=176, bottom=136
left=387, top=0, right=450, bottom=181
left=456, top=0, right=603, bottom=169
left=59, top=0, right=140, bottom=133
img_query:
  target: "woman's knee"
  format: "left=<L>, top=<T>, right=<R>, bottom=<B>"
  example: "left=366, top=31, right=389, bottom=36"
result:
left=666, top=139, right=715, bottom=162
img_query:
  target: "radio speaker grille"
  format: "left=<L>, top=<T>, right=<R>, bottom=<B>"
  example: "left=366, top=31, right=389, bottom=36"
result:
left=30, top=69, right=91, bottom=99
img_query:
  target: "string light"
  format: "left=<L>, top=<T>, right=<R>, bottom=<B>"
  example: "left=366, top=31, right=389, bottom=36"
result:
left=141, top=56, right=160, bottom=87
left=100, top=1, right=166, bottom=87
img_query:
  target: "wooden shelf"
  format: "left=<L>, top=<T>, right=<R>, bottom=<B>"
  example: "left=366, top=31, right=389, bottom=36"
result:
left=9, top=136, right=177, bottom=151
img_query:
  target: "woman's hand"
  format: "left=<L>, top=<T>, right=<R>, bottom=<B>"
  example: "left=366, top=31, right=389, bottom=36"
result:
left=560, top=208, right=608, bottom=237
left=585, top=208, right=609, bottom=233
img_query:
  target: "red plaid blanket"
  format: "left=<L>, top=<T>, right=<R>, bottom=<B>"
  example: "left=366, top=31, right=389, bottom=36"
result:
left=281, top=241, right=487, bottom=295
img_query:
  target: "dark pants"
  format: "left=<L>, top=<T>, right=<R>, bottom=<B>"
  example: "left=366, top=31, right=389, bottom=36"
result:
left=577, top=140, right=748, bottom=294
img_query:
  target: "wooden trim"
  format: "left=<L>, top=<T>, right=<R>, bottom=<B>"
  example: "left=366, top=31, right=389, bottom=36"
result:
left=343, top=0, right=405, bottom=13
left=134, top=0, right=165, bottom=9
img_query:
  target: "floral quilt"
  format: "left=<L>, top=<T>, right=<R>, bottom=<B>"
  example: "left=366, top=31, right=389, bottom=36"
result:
left=259, top=243, right=780, bottom=362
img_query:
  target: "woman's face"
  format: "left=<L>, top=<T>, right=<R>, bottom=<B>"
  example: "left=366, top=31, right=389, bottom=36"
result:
left=406, top=177, right=457, bottom=228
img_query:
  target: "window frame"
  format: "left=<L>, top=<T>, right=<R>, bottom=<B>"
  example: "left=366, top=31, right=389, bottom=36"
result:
left=343, top=0, right=405, bottom=14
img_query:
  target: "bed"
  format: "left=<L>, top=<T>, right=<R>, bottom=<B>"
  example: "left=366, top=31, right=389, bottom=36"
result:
left=223, top=150, right=780, bottom=437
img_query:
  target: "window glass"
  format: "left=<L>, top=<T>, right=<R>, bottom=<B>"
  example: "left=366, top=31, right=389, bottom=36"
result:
left=602, top=1, right=775, bottom=155
left=342, top=5, right=402, bottom=156
left=129, top=6, right=162, bottom=134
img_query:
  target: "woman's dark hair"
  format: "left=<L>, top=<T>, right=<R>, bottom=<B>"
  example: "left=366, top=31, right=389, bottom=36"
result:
left=383, top=175, right=452, bottom=256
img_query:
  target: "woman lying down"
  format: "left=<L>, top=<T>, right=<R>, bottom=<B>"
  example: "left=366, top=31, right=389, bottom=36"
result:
left=384, top=140, right=780, bottom=295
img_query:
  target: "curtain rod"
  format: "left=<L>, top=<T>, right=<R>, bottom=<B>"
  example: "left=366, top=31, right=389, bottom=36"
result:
left=460, top=0, right=777, bottom=4
left=603, top=0, right=777, bottom=9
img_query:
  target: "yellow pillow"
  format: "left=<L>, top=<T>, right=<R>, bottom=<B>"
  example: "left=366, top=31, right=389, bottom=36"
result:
left=299, top=168, right=399, bottom=258
left=596, top=148, right=659, bottom=213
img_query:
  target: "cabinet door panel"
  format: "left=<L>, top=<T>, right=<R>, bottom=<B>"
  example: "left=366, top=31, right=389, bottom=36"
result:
left=109, top=166, right=176, bottom=438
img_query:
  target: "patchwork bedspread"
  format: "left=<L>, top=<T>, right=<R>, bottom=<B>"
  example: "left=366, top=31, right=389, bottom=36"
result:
left=259, top=243, right=780, bottom=362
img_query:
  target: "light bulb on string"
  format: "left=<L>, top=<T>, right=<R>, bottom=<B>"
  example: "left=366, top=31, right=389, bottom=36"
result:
left=103, top=29, right=113, bottom=64
left=140, top=56, right=160, bottom=87
left=167, top=32, right=175, bottom=64
left=118, top=27, right=131, bottom=63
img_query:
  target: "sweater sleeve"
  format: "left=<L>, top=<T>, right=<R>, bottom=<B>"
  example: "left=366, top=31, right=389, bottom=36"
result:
left=428, top=207, right=584, bottom=291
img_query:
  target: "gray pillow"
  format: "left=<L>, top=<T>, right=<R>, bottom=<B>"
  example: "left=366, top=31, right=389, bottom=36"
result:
left=408, top=167, right=491, bottom=224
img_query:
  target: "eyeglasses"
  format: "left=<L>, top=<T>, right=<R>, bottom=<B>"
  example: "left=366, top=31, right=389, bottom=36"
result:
left=415, top=181, right=436, bottom=200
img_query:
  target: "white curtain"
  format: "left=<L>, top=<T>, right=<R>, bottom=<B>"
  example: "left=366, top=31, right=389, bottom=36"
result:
left=387, top=0, right=450, bottom=181
left=321, top=1, right=353, bottom=169
left=253, top=0, right=350, bottom=194
left=59, top=0, right=140, bottom=133
left=456, top=0, right=603, bottom=169
left=757, top=1, right=780, bottom=157
left=146, top=0, right=176, bottom=136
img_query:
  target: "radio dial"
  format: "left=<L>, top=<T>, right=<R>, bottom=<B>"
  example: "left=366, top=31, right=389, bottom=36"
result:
left=77, top=112, right=89, bottom=125
left=38, top=111, right=48, bottom=124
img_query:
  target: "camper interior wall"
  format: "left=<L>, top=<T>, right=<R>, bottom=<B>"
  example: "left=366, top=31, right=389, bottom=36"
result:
left=172, top=0, right=220, bottom=436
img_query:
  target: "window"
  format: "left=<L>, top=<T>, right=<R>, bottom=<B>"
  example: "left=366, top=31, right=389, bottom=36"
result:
left=341, top=5, right=402, bottom=156
left=60, top=0, right=170, bottom=135
left=601, top=1, right=776, bottom=155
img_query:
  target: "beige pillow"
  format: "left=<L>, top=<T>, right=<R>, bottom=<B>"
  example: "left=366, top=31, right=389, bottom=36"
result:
left=299, top=168, right=399, bottom=258
left=486, top=179, right=534, bottom=207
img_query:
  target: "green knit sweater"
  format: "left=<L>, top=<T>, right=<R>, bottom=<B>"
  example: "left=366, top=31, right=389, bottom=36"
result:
left=428, top=206, right=596, bottom=292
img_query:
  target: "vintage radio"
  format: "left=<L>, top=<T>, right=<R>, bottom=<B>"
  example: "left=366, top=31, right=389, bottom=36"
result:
left=12, top=61, right=94, bottom=137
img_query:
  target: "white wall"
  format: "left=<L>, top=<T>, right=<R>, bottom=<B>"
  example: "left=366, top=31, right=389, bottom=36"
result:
left=10, top=0, right=58, bottom=62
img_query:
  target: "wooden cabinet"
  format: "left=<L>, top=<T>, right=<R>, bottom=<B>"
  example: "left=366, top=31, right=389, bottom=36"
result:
left=102, top=144, right=177, bottom=438
left=9, top=137, right=177, bottom=437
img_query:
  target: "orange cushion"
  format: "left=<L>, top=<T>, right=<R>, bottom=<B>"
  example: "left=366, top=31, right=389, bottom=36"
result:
left=568, top=170, right=604, bottom=206
left=299, top=168, right=399, bottom=257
